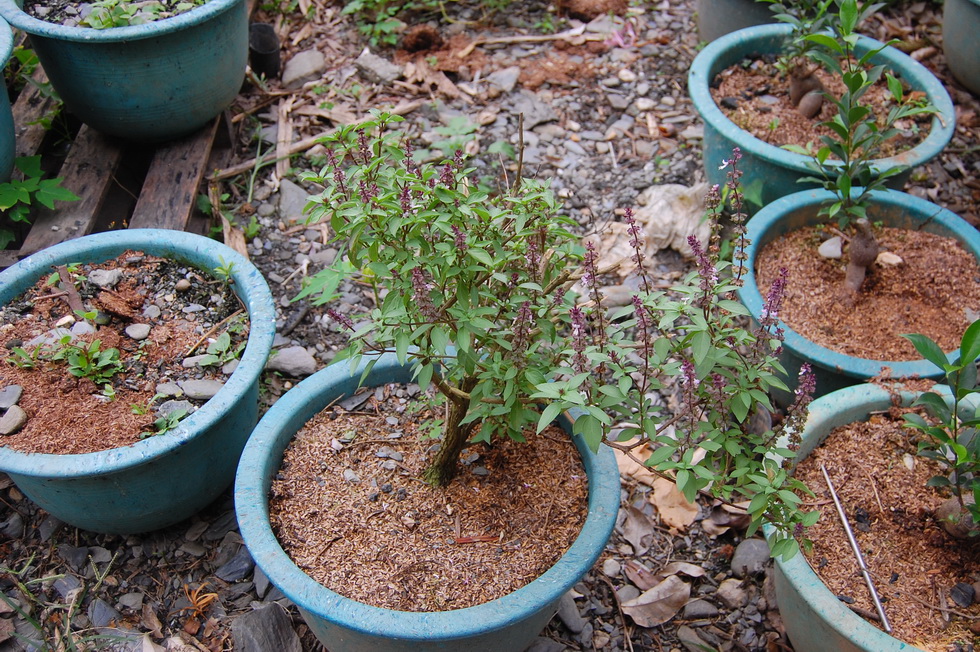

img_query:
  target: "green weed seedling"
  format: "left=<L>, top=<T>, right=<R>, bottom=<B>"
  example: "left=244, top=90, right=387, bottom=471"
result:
left=141, top=407, right=189, bottom=439
left=0, top=156, right=79, bottom=249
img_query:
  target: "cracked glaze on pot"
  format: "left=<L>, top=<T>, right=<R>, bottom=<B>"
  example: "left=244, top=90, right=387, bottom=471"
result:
left=235, top=353, right=621, bottom=652
left=688, top=24, right=955, bottom=212
left=0, top=229, right=275, bottom=533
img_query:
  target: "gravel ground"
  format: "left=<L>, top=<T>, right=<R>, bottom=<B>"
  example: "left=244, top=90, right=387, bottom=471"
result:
left=1, top=0, right=978, bottom=649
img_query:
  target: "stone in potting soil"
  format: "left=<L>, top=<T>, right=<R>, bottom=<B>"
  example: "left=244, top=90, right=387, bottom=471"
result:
left=88, top=268, right=122, bottom=288
left=0, top=405, right=27, bottom=436
left=124, top=323, right=151, bottom=340
left=0, top=385, right=22, bottom=410
left=818, top=236, right=843, bottom=259
left=178, top=379, right=225, bottom=400
left=730, top=538, right=770, bottom=578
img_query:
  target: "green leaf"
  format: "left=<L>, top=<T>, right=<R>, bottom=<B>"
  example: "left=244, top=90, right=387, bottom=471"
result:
left=902, top=332, right=949, bottom=371
left=537, top=402, right=564, bottom=434
left=395, top=331, right=409, bottom=365
left=804, top=33, right=845, bottom=55
left=467, top=248, right=494, bottom=267
left=960, top=319, right=980, bottom=364
left=575, top=414, right=605, bottom=452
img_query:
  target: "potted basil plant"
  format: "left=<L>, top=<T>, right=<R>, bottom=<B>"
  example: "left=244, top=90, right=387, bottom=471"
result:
left=235, top=111, right=821, bottom=651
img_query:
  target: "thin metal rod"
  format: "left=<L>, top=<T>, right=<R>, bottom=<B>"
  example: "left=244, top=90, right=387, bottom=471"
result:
left=820, top=463, right=893, bottom=633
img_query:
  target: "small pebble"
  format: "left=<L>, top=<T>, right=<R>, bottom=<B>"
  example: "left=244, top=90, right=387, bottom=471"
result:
left=175, top=278, right=192, bottom=291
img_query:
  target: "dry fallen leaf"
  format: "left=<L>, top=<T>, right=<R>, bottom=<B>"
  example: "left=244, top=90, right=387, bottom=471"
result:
left=141, top=603, right=164, bottom=639
left=613, top=444, right=658, bottom=487
left=622, top=505, right=658, bottom=556
left=624, top=559, right=661, bottom=591
left=651, top=477, right=699, bottom=531
left=621, top=574, right=691, bottom=627
left=659, top=561, right=706, bottom=579
left=702, top=501, right=752, bottom=536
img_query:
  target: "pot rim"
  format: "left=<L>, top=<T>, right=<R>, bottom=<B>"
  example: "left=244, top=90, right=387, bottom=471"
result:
left=0, top=228, right=276, bottom=478
left=0, top=0, right=242, bottom=43
left=687, top=23, right=955, bottom=173
left=737, top=187, right=980, bottom=379
left=234, top=352, right=622, bottom=642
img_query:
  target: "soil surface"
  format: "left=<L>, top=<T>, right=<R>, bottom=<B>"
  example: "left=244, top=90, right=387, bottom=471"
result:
left=0, top=252, right=248, bottom=454
left=711, top=58, right=933, bottom=156
left=271, top=386, right=588, bottom=612
left=755, top=225, right=980, bottom=361
left=793, top=396, right=980, bottom=650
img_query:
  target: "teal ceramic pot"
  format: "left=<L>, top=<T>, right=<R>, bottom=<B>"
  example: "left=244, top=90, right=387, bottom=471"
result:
left=0, top=229, right=275, bottom=533
left=688, top=24, right=956, bottom=213
left=696, top=0, right=774, bottom=43
left=0, top=0, right=247, bottom=142
left=235, top=354, right=621, bottom=652
left=764, top=383, right=924, bottom=651
left=943, top=0, right=980, bottom=95
left=0, top=17, right=14, bottom=181
left=736, top=188, right=980, bottom=406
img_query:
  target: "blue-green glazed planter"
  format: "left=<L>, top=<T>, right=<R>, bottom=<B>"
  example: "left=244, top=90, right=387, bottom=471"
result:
left=688, top=24, right=955, bottom=213
left=696, top=0, right=774, bottom=43
left=943, top=0, right=980, bottom=95
left=235, top=354, right=621, bottom=652
left=0, top=229, right=275, bottom=533
left=0, top=0, right=247, bottom=142
left=764, top=383, right=925, bottom=651
left=0, top=17, right=15, bottom=182
left=736, top=188, right=980, bottom=406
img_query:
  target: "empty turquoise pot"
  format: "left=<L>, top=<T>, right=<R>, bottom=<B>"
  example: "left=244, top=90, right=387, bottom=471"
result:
left=0, top=229, right=275, bottom=533
left=736, top=188, right=980, bottom=406
left=943, top=0, right=980, bottom=95
left=0, top=0, right=247, bottom=142
left=695, top=0, right=774, bottom=43
left=0, top=17, right=14, bottom=181
left=688, top=24, right=955, bottom=213
left=235, top=354, right=621, bottom=652
left=764, top=383, right=924, bottom=651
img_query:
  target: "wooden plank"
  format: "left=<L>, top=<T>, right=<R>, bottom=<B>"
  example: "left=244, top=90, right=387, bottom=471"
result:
left=20, top=125, right=124, bottom=255
left=0, top=250, right=22, bottom=270
left=11, top=69, right=61, bottom=160
left=128, top=117, right=220, bottom=231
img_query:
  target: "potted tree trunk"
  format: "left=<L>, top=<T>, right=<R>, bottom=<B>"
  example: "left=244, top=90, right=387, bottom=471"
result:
left=0, top=0, right=247, bottom=141
left=0, top=228, right=275, bottom=533
left=688, top=23, right=955, bottom=211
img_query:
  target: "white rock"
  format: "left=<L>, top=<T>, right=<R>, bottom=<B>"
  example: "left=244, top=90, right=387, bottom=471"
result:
left=818, top=236, right=843, bottom=259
